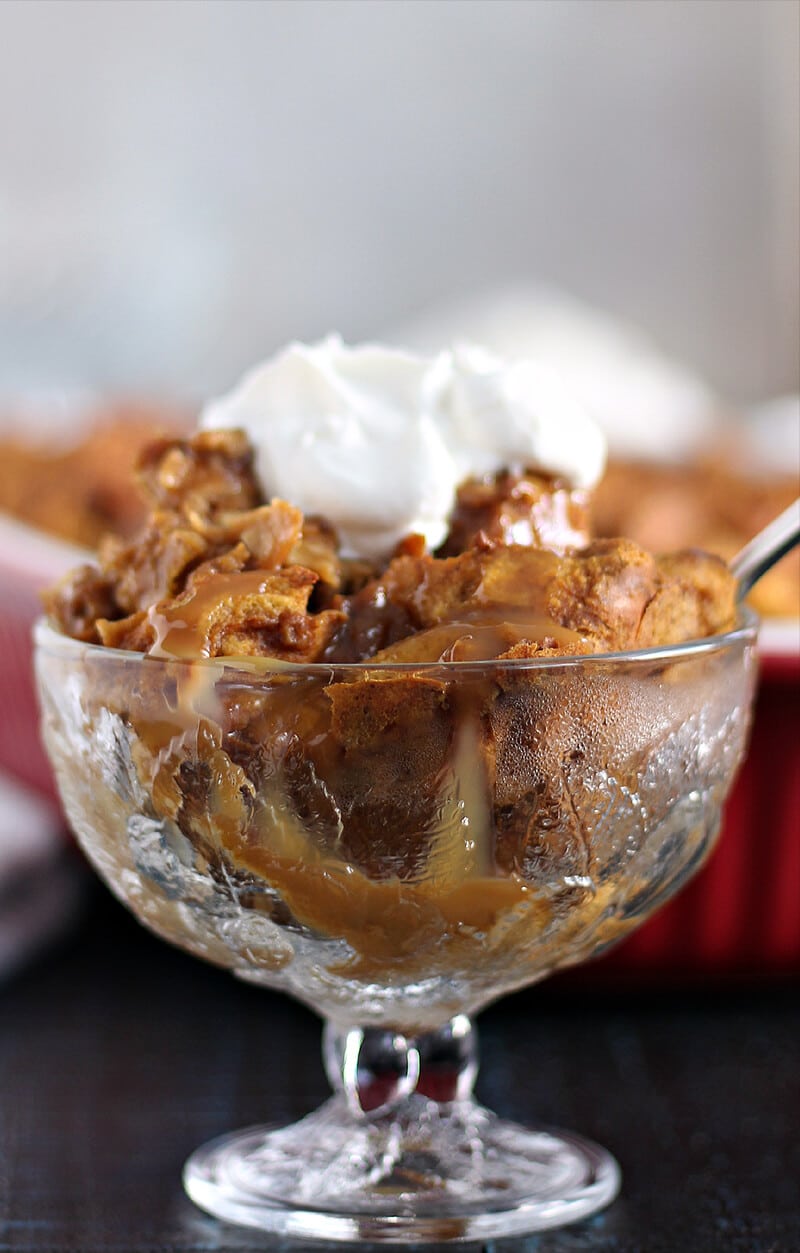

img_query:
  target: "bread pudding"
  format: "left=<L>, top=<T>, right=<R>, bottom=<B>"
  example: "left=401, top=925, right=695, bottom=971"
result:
left=38, top=343, right=752, bottom=1026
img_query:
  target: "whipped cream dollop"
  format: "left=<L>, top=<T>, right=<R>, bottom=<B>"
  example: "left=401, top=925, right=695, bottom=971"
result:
left=201, top=336, right=606, bottom=561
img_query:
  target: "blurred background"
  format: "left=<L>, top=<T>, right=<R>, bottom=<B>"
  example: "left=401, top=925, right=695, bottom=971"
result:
left=0, top=0, right=798, bottom=982
left=1, top=24, right=800, bottom=1248
left=0, top=0, right=798, bottom=403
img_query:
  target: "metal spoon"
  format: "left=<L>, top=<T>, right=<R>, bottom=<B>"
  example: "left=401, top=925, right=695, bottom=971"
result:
left=730, top=497, right=800, bottom=603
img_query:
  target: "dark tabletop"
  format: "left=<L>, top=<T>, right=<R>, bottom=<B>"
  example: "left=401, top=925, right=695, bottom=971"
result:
left=0, top=870, right=798, bottom=1253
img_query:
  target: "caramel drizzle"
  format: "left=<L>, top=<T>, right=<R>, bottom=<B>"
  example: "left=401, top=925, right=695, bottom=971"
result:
left=147, top=570, right=278, bottom=659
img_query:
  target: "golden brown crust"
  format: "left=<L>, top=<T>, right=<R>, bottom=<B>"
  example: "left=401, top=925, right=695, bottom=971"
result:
left=0, top=407, right=186, bottom=546
left=42, top=565, right=118, bottom=644
left=136, top=428, right=261, bottom=516
left=45, top=428, right=738, bottom=663
left=47, top=433, right=348, bottom=664
left=99, top=515, right=209, bottom=616
left=593, top=455, right=798, bottom=618
left=641, top=550, right=737, bottom=647
left=439, top=470, right=591, bottom=556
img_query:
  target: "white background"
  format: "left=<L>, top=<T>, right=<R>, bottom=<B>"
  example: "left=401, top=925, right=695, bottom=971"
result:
left=0, top=0, right=797, bottom=404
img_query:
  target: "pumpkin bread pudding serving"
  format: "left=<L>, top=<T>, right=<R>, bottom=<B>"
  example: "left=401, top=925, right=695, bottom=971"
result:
left=40, top=340, right=744, bottom=1003
left=47, top=338, right=735, bottom=662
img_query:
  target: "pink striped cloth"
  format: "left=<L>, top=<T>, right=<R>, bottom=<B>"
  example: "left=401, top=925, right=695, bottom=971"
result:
left=0, top=513, right=87, bottom=798
left=0, top=519, right=88, bottom=976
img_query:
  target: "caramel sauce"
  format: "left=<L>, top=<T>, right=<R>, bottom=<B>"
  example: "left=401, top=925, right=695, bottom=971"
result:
left=131, top=547, right=589, bottom=978
left=131, top=658, right=557, bottom=982
left=147, top=570, right=280, bottom=658
left=217, top=804, right=543, bottom=980
left=105, top=477, right=602, bottom=981
left=386, top=545, right=585, bottom=661
left=250, top=856, right=540, bottom=980
left=146, top=545, right=586, bottom=665
left=367, top=618, right=580, bottom=663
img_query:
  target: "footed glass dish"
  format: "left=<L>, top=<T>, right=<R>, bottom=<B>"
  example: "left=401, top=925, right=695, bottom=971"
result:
left=35, top=614, right=758, bottom=1241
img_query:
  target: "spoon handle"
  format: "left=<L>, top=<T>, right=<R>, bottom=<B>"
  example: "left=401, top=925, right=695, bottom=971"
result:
left=730, top=497, right=800, bottom=602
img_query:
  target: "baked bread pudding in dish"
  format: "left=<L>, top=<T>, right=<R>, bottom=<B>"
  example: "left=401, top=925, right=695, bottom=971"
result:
left=36, top=340, right=757, bottom=1241
left=41, top=342, right=744, bottom=1016
left=0, top=402, right=185, bottom=547
left=594, top=455, right=799, bottom=621
left=46, top=427, right=736, bottom=663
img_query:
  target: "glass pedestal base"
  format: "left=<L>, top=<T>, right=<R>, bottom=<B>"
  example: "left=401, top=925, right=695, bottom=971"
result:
left=184, top=1092, right=620, bottom=1242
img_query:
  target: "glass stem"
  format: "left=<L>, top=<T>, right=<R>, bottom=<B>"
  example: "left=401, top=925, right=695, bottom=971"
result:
left=322, top=1014, right=478, bottom=1120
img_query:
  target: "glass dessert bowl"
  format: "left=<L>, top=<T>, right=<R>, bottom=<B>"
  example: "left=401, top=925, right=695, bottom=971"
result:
left=35, top=612, right=757, bottom=1242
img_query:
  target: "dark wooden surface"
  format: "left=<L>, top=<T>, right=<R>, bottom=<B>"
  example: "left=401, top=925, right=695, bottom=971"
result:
left=0, top=877, right=798, bottom=1253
